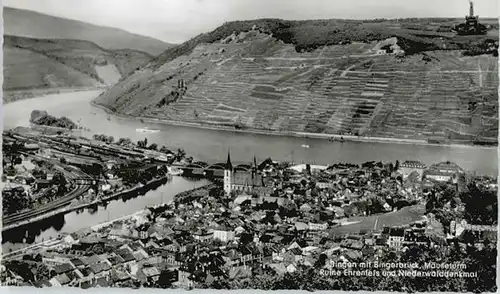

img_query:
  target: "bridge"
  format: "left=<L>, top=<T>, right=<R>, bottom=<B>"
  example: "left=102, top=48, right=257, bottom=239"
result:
left=173, top=161, right=256, bottom=177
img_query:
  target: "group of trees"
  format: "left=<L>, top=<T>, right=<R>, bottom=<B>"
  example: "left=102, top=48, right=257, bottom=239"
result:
left=30, top=110, right=78, bottom=129
left=3, top=187, right=33, bottom=215
left=426, top=178, right=497, bottom=232
left=93, top=134, right=115, bottom=144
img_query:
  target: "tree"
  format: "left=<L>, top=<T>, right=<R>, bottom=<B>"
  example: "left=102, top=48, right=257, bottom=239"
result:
left=118, top=137, right=132, bottom=146
left=149, top=143, right=158, bottom=151
left=51, top=171, right=68, bottom=195
left=176, top=149, right=186, bottom=161
left=159, top=146, right=170, bottom=153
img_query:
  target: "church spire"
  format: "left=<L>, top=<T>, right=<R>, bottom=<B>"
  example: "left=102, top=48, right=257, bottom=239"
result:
left=226, top=150, right=233, bottom=171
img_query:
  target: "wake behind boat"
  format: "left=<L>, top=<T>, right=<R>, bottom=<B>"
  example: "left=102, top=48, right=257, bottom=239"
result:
left=136, top=127, right=160, bottom=133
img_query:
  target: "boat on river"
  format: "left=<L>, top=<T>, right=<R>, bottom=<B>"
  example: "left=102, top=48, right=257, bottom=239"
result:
left=136, top=127, right=160, bottom=133
left=168, top=166, right=184, bottom=176
left=301, top=144, right=310, bottom=148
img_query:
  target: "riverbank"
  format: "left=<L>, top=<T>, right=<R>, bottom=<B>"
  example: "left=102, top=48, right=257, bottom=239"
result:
left=2, top=175, right=171, bottom=232
left=1, top=183, right=212, bottom=259
left=91, top=101, right=497, bottom=150
left=3, top=86, right=108, bottom=104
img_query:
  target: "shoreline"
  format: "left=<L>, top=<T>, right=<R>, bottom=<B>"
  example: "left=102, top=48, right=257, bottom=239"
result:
left=1, top=184, right=208, bottom=259
left=3, top=86, right=108, bottom=105
left=90, top=100, right=497, bottom=150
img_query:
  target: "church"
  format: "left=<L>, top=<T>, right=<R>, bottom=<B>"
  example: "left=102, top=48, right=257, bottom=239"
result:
left=223, top=151, right=266, bottom=195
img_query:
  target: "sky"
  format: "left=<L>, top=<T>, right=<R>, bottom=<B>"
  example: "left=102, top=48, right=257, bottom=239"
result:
left=4, top=0, right=499, bottom=44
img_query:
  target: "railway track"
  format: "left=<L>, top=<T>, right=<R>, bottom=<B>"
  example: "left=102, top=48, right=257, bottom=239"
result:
left=2, top=154, right=93, bottom=228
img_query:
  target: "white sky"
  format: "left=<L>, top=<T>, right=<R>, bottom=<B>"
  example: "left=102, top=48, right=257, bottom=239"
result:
left=4, top=0, right=499, bottom=44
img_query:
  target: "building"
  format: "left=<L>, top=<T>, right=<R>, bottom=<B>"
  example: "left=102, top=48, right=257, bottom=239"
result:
left=453, top=0, right=487, bottom=35
left=424, top=161, right=464, bottom=183
left=212, top=227, right=235, bottom=243
left=386, top=228, right=405, bottom=249
left=398, top=160, right=426, bottom=180
left=224, top=151, right=265, bottom=195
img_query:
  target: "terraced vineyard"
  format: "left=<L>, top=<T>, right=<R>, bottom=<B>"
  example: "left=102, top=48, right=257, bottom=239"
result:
left=95, top=28, right=498, bottom=145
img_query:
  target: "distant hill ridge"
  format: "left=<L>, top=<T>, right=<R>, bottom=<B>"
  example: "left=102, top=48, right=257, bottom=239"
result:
left=3, top=35, right=153, bottom=102
left=147, top=18, right=498, bottom=70
left=4, top=7, right=174, bottom=56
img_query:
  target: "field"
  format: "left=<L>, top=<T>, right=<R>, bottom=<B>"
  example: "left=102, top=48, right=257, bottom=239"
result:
left=330, top=205, right=426, bottom=236
left=3, top=35, right=153, bottom=102
left=95, top=19, right=499, bottom=145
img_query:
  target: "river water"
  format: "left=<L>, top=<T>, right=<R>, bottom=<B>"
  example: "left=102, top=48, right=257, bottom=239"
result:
left=2, top=90, right=498, bottom=251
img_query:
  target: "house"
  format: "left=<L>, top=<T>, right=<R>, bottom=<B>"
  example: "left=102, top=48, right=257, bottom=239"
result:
left=317, top=182, right=334, bottom=189
left=387, top=228, right=405, bottom=249
left=239, top=246, right=253, bottom=264
left=160, top=239, right=177, bottom=253
left=116, top=249, right=136, bottom=265
left=82, top=255, right=102, bottom=267
left=398, top=160, right=426, bottom=180
left=229, top=266, right=252, bottom=280
left=132, top=249, right=149, bottom=262
left=107, top=255, right=126, bottom=267
left=89, top=262, right=111, bottom=278
left=49, top=273, right=71, bottom=287
left=176, top=270, right=195, bottom=289
left=193, top=230, right=213, bottom=242
left=284, top=247, right=304, bottom=264
left=53, top=263, right=75, bottom=276
left=141, top=266, right=161, bottom=283
left=308, top=222, right=328, bottom=231
left=34, top=179, right=51, bottom=190
left=42, top=256, right=71, bottom=266
left=341, top=250, right=363, bottom=262
left=424, top=161, right=464, bottom=183
left=111, top=270, right=131, bottom=284
left=212, top=227, right=235, bottom=243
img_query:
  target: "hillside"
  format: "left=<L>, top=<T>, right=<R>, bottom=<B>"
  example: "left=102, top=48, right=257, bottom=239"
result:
left=94, top=19, right=499, bottom=145
left=3, top=35, right=153, bottom=103
left=4, top=7, right=173, bottom=56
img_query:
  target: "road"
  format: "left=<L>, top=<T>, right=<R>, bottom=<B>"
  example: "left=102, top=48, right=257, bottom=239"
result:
left=2, top=154, right=93, bottom=230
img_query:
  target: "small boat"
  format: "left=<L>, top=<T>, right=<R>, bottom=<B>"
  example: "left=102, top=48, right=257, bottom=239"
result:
left=168, top=166, right=184, bottom=176
left=136, top=127, right=160, bottom=133
left=301, top=144, right=310, bottom=148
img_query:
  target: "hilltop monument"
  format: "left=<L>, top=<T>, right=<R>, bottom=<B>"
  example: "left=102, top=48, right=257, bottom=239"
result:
left=453, top=0, right=487, bottom=35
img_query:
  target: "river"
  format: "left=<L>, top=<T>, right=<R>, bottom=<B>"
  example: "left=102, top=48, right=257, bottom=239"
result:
left=2, top=90, right=498, bottom=251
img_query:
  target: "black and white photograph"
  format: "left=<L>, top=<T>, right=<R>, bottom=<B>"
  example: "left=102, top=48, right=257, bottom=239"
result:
left=1, top=0, right=498, bottom=292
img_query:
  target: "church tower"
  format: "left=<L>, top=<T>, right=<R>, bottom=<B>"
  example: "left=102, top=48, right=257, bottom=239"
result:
left=224, top=150, right=233, bottom=195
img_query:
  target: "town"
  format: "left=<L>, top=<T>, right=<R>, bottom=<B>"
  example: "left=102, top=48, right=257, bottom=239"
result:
left=1, top=126, right=497, bottom=292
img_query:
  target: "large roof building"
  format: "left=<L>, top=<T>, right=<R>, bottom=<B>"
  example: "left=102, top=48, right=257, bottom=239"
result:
left=224, top=151, right=266, bottom=195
